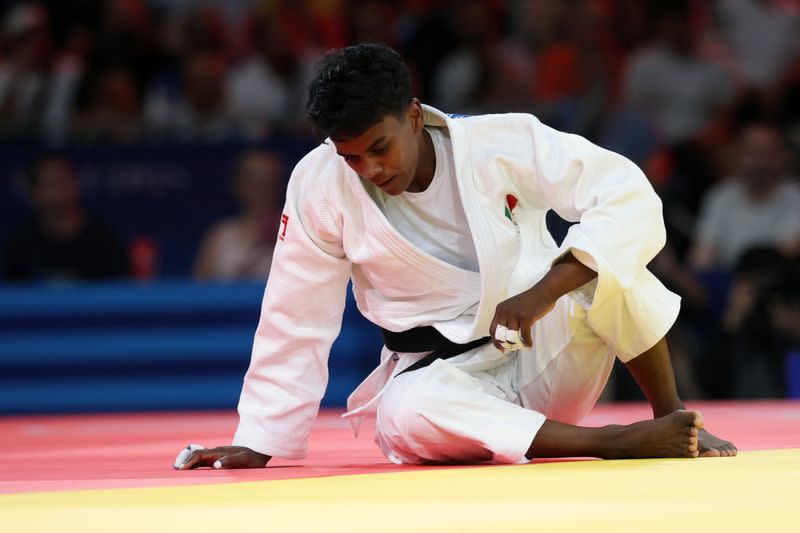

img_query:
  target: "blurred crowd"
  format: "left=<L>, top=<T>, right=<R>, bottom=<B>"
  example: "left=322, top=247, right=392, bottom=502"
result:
left=0, top=0, right=797, bottom=145
left=2, top=0, right=799, bottom=399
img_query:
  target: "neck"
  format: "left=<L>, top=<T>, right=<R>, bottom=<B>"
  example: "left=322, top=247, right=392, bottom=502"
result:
left=240, top=209, right=272, bottom=227
left=40, top=207, right=84, bottom=239
left=744, top=178, right=781, bottom=203
left=407, top=128, right=436, bottom=193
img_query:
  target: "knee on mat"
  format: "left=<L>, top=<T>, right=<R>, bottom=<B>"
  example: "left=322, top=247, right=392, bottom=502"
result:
left=378, top=376, right=443, bottom=441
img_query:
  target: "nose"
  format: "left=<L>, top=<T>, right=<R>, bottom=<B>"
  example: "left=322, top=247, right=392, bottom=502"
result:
left=359, top=157, right=383, bottom=180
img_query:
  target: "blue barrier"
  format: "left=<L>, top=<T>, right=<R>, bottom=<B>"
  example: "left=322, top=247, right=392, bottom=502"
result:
left=0, top=140, right=318, bottom=277
left=0, top=280, right=383, bottom=414
left=787, top=351, right=800, bottom=399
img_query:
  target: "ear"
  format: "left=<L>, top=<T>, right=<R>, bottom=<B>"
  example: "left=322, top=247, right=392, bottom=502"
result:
left=408, top=98, right=424, bottom=134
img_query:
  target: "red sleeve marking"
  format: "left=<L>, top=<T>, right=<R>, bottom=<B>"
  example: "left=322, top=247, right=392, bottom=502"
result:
left=279, top=213, right=289, bottom=241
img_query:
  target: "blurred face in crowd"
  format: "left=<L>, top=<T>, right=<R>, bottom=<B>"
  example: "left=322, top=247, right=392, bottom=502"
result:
left=184, top=53, right=226, bottom=113
left=251, top=12, right=294, bottom=75
left=660, top=14, right=692, bottom=55
left=104, top=0, right=150, bottom=34
left=235, top=152, right=282, bottom=216
left=737, top=124, right=786, bottom=192
left=332, top=100, right=426, bottom=196
left=452, top=0, right=490, bottom=44
left=95, top=69, right=140, bottom=115
left=351, top=0, right=391, bottom=44
left=4, top=3, right=51, bottom=68
left=29, top=159, right=79, bottom=214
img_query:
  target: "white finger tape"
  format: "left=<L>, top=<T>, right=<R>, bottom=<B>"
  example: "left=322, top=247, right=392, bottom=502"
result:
left=495, top=325, right=508, bottom=342
left=506, top=329, right=522, bottom=345
left=501, top=341, right=523, bottom=351
left=173, top=443, right=206, bottom=469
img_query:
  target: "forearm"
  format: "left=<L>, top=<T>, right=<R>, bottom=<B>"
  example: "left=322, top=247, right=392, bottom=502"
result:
left=536, top=251, right=597, bottom=300
left=624, top=337, right=685, bottom=418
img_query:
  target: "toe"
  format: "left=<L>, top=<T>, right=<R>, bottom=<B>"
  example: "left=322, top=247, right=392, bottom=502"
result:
left=699, top=448, right=720, bottom=457
left=691, top=410, right=705, bottom=429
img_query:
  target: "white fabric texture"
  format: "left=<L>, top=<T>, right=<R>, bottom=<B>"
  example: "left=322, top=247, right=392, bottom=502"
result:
left=233, top=105, right=680, bottom=460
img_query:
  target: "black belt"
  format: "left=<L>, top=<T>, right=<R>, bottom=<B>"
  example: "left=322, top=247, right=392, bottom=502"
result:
left=380, top=326, right=491, bottom=377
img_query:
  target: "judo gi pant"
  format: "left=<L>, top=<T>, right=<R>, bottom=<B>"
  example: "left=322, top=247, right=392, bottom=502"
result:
left=375, top=301, right=617, bottom=465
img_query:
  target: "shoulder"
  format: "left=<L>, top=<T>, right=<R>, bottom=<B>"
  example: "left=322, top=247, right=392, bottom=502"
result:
left=453, top=110, right=538, bottom=128
left=425, top=104, right=543, bottom=141
left=626, top=45, right=666, bottom=72
left=702, top=180, right=741, bottom=210
left=203, top=218, right=240, bottom=243
left=284, top=142, right=352, bottom=241
left=228, top=58, right=260, bottom=83
left=5, top=219, right=39, bottom=249
left=287, top=142, right=349, bottom=199
left=453, top=111, right=544, bottom=144
left=779, top=181, right=800, bottom=198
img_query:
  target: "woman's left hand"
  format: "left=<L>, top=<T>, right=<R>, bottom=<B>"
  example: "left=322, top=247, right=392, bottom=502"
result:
left=489, top=285, right=557, bottom=352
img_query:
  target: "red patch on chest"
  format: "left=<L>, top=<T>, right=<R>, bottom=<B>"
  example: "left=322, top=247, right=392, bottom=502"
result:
left=506, top=194, right=518, bottom=212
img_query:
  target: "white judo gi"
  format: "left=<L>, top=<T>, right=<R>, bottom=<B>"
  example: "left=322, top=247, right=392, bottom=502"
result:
left=232, top=105, right=681, bottom=464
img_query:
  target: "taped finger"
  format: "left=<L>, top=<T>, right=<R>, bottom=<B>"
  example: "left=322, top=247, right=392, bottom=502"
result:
left=173, top=443, right=205, bottom=469
left=505, top=328, right=522, bottom=345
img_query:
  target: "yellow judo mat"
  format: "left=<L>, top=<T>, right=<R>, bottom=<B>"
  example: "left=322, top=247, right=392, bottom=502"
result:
left=3, top=448, right=799, bottom=532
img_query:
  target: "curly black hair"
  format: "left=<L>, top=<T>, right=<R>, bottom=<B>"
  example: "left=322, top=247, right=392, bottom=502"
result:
left=306, top=43, right=412, bottom=140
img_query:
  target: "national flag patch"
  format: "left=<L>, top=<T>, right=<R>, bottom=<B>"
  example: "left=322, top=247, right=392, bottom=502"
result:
left=504, top=194, right=518, bottom=223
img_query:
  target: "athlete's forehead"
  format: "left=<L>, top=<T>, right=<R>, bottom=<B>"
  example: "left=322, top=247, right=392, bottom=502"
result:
left=332, top=115, right=402, bottom=157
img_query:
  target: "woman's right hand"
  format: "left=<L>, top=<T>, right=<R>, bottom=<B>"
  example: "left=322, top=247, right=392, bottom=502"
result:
left=173, top=444, right=271, bottom=470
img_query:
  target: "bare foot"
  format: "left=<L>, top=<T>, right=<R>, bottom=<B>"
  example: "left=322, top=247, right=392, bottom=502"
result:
left=605, top=410, right=704, bottom=459
left=698, top=429, right=737, bottom=457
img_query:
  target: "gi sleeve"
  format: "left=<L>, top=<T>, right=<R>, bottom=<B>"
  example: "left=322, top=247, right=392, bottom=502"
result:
left=232, top=159, right=352, bottom=459
left=523, top=115, right=680, bottom=361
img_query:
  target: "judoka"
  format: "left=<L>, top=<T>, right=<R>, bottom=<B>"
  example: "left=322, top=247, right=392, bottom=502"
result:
left=175, top=43, right=736, bottom=470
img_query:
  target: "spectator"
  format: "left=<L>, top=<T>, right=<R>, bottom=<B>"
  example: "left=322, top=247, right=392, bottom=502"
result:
left=193, top=150, right=283, bottom=281
left=90, top=0, right=158, bottom=85
left=145, top=51, right=238, bottom=141
left=3, top=155, right=129, bottom=282
left=690, top=122, right=800, bottom=271
left=349, top=0, right=399, bottom=46
left=623, top=3, right=734, bottom=145
left=72, top=67, right=143, bottom=143
left=227, top=9, right=295, bottom=138
left=530, top=0, right=612, bottom=136
left=0, top=2, right=51, bottom=138
left=430, top=0, right=495, bottom=113
left=715, top=0, right=800, bottom=90
left=717, top=247, right=799, bottom=397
